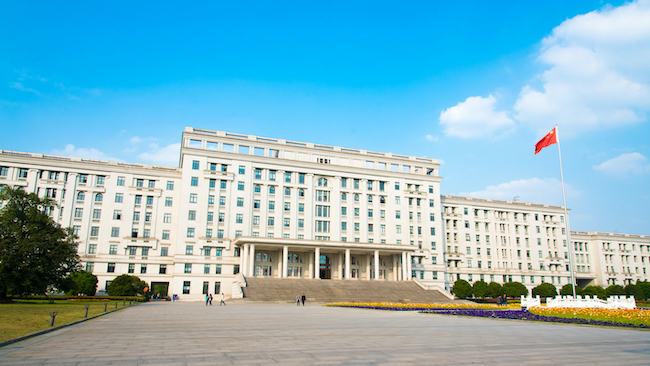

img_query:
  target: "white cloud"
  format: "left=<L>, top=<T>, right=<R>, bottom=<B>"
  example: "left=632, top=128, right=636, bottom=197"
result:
left=593, top=152, right=650, bottom=176
left=458, top=177, right=578, bottom=206
left=138, top=143, right=180, bottom=165
left=439, top=94, right=515, bottom=139
left=425, top=134, right=438, bottom=142
left=130, top=136, right=143, bottom=144
left=51, top=144, right=122, bottom=162
left=10, top=82, right=40, bottom=95
left=515, top=0, right=650, bottom=136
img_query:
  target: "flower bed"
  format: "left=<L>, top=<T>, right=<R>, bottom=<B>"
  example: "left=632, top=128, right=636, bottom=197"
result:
left=325, top=302, right=502, bottom=311
left=530, top=307, right=650, bottom=326
left=422, top=308, right=650, bottom=329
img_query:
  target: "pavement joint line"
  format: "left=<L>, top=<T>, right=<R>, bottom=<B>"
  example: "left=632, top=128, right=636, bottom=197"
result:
left=0, top=303, right=139, bottom=348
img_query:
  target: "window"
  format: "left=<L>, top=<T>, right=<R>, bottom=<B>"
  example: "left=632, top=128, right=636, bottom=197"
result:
left=128, top=263, right=135, bottom=274
left=90, top=226, right=99, bottom=237
left=209, top=179, right=216, bottom=188
left=236, top=214, right=243, bottom=223
left=237, top=198, right=244, bottom=207
left=78, top=174, right=88, bottom=183
left=133, top=212, right=140, bottom=222
left=268, top=217, right=275, bottom=226
left=215, top=265, right=222, bottom=275
left=341, top=178, right=347, bottom=188
left=269, top=170, right=276, bottom=181
left=253, top=200, right=260, bottom=209
left=269, top=186, right=276, bottom=194
left=158, top=264, right=168, bottom=275
left=204, top=264, right=210, bottom=274
left=220, top=180, right=226, bottom=189
left=147, top=180, right=155, bottom=188
left=92, top=209, right=101, bottom=219
left=188, top=210, right=196, bottom=220
left=163, top=213, right=171, bottom=223
left=190, top=194, right=197, bottom=203
left=74, top=208, right=83, bottom=218
left=239, top=165, right=245, bottom=174
left=107, top=263, right=115, bottom=273
left=167, top=181, right=174, bottom=190
left=135, top=179, right=143, bottom=187
left=86, top=262, right=94, bottom=272
left=285, top=172, right=291, bottom=183
left=76, top=191, right=85, bottom=201
left=134, top=195, right=142, bottom=205
left=88, top=244, right=97, bottom=254
left=187, top=228, right=195, bottom=238
left=284, top=202, right=290, bottom=211
left=284, top=187, right=291, bottom=196
left=254, top=168, right=262, bottom=179
left=298, top=219, right=304, bottom=228
left=299, top=203, right=304, bottom=212
left=192, top=160, right=199, bottom=170
left=284, top=218, right=290, bottom=227
left=162, top=230, right=170, bottom=240
left=190, top=177, right=198, bottom=186
left=165, top=197, right=173, bottom=206
left=238, top=182, right=245, bottom=191
left=146, top=196, right=153, bottom=205
left=111, top=227, right=119, bottom=237
left=183, top=281, right=190, bottom=294
left=116, top=176, right=125, bottom=186
left=354, top=179, right=360, bottom=189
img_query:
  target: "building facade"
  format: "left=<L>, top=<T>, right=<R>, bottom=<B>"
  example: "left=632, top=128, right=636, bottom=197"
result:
left=0, top=127, right=648, bottom=300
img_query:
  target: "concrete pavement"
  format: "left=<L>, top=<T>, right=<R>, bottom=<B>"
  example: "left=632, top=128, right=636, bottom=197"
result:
left=1, top=302, right=649, bottom=365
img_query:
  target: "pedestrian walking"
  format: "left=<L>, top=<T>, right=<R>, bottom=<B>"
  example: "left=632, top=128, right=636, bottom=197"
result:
left=205, top=294, right=209, bottom=306
left=296, top=295, right=300, bottom=306
left=209, top=294, right=213, bottom=306
left=220, top=293, right=226, bottom=306
left=301, top=293, right=306, bottom=306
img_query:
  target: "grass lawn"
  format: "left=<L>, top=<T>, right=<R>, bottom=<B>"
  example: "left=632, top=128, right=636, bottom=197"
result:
left=0, top=301, right=125, bottom=343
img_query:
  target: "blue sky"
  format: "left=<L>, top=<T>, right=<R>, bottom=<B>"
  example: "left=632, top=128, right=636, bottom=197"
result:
left=1, top=1, right=649, bottom=234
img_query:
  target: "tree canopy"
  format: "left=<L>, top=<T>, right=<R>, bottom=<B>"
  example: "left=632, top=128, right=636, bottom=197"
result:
left=503, top=282, right=528, bottom=298
left=582, top=285, right=606, bottom=299
left=531, top=283, right=557, bottom=298
left=486, top=282, right=503, bottom=298
left=0, top=187, right=79, bottom=299
left=605, top=284, right=626, bottom=297
left=472, top=280, right=488, bottom=299
left=63, top=271, right=98, bottom=296
left=107, top=274, right=148, bottom=296
left=452, top=279, right=472, bottom=298
left=560, top=283, right=582, bottom=296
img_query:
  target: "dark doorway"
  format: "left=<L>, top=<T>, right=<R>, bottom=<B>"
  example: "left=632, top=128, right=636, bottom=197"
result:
left=320, top=255, right=331, bottom=279
left=151, top=282, right=169, bottom=299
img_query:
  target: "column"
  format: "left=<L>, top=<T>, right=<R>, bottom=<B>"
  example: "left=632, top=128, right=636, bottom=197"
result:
left=338, top=252, right=343, bottom=280
left=282, top=246, right=289, bottom=278
left=242, top=244, right=249, bottom=277
left=308, top=252, right=313, bottom=279
left=249, top=244, right=256, bottom=277
left=345, top=249, right=351, bottom=280
left=393, top=255, right=398, bottom=281
left=407, top=252, right=412, bottom=280
left=374, top=250, right=379, bottom=280
left=402, top=252, right=408, bottom=281
left=366, top=254, right=371, bottom=280
left=277, top=251, right=283, bottom=279
left=314, top=247, right=320, bottom=279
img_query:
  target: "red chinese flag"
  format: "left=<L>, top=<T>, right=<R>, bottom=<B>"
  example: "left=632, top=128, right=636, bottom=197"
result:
left=535, top=127, right=557, bottom=154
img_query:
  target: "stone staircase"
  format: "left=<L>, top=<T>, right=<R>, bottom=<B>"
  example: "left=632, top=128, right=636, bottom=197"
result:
left=241, top=278, right=461, bottom=304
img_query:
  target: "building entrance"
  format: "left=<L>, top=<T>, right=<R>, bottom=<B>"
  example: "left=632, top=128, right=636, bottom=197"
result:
left=319, top=255, right=332, bottom=279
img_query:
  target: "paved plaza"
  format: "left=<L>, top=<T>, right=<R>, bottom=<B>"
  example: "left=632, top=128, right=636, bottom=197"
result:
left=1, top=302, right=649, bottom=365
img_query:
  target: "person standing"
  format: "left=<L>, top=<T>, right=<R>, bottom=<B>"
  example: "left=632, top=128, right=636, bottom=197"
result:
left=205, top=294, right=209, bottom=306
left=301, top=293, right=306, bottom=306
left=209, top=294, right=213, bottom=306
left=220, top=293, right=226, bottom=306
left=296, top=295, right=300, bottom=306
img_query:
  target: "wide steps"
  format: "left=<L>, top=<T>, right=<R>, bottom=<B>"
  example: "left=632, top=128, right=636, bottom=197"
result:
left=242, top=278, right=458, bottom=304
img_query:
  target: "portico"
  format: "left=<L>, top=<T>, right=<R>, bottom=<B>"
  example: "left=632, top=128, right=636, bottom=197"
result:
left=234, top=237, right=415, bottom=281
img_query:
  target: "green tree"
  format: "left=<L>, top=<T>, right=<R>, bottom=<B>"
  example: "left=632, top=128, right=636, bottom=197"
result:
left=64, top=271, right=98, bottom=296
left=503, top=282, right=528, bottom=298
left=582, top=285, right=606, bottom=299
left=560, top=284, right=583, bottom=296
left=107, top=274, right=148, bottom=296
left=452, top=279, right=473, bottom=298
left=532, top=283, right=557, bottom=298
left=624, top=284, right=644, bottom=300
left=472, top=280, right=488, bottom=299
left=0, top=187, right=79, bottom=300
left=486, top=282, right=503, bottom=298
left=605, top=284, right=626, bottom=297
left=636, top=281, right=650, bottom=300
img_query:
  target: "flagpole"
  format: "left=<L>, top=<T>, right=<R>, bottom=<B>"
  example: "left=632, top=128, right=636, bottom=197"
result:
left=555, top=125, right=576, bottom=297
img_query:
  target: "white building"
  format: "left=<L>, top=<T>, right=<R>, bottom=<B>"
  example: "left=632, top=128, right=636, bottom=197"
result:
left=0, top=126, right=647, bottom=299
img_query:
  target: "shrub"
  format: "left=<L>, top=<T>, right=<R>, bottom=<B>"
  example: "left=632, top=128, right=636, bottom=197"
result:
left=452, top=279, right=473, bottom=298
left=503, top=282, right=528, bottom=298
left=582, top=285, right=606, bottom=299
left=636, top=281, right=650, bottom=300
left=472, top=280, right=488, bottom=299
left=107, top=275, right=148, bottom=296
left=605, top=285, right=626, bottom=297
left=560, top=284, right=583, bottom=296
left=532, top=283, right=557, bottom=298
left=63, top=271, right=98, bottom=296
left=486, top=282, right=503, bottom=298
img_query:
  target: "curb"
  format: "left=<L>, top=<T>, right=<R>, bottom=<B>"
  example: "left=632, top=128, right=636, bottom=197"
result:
left=0, top=304, right=138, bottom=348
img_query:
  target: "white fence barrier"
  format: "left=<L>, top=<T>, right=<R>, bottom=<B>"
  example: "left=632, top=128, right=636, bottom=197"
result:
left=520, top=295, right=636, bottom=309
